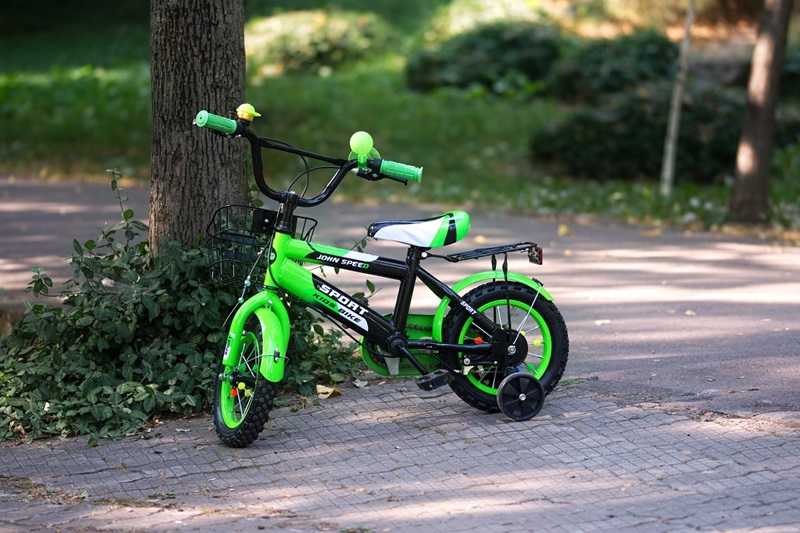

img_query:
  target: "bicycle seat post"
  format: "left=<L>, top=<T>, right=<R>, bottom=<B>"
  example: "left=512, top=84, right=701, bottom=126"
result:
left=392, top=246, right=424, bottom=334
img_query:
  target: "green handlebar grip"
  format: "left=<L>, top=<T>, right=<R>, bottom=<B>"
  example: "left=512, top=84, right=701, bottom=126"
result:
left=380, top=160, right=423, bottom=182
left=195, top=110, right=238, bottom=135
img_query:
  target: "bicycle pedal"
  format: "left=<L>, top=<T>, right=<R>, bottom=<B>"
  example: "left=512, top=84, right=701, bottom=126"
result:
left=415, top=369, right=453, bottom=391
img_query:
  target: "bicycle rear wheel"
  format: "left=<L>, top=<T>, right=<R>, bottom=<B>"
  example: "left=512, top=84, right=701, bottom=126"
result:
left=442, top=281, right=569, bottom=413
left=213, top=315, right=276, bottom=447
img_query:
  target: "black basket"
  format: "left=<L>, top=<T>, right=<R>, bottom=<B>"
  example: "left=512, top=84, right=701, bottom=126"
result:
left=206, top=204, right=317, bottom=289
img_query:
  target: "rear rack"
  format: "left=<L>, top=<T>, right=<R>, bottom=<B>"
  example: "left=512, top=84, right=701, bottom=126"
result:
left=437, top=242, right=543, bottom=265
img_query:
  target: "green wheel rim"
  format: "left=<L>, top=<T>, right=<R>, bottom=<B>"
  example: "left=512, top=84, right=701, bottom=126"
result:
left=219, top=331, right=260, bottom=429
left=457, top=299, right=552, bottom=395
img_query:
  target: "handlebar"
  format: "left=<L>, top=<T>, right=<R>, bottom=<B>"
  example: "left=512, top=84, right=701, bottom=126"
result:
left=380, top=160, right=423, bottom=182
left=194, top=109, right=422, bottom=207
left=195, top=110, right=239, bottom=135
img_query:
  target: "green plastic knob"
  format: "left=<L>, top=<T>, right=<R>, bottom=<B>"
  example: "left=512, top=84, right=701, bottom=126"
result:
left=349, top=131, right=374, bottom=155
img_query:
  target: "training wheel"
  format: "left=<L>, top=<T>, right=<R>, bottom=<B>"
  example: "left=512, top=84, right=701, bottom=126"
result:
left=496, top=372, right=545, bottom=421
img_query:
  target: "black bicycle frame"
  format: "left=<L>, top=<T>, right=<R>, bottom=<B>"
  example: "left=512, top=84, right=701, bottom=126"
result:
left=299, top=244, right=508, bottom=375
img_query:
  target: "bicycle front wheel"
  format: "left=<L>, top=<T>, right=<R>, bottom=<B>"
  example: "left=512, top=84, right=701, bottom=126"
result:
left=442, top=281, right=569, bottom=413
left=213, top=315, right=276, bottom=448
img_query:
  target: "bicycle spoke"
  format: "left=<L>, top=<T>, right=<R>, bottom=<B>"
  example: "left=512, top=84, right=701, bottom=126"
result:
left=512, top=287, right=540, bottom=345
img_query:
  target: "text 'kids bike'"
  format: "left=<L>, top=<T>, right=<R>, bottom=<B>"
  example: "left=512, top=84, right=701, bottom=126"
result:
left=196, top=104, right=569, bottom=448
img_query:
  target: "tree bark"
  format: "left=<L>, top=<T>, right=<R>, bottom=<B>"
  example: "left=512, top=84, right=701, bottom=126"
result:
left=728, top=0, right=793, bottom=224
left=149, top=0, right=248, bottom=255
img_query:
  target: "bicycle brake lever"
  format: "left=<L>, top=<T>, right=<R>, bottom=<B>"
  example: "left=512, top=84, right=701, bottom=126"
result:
left=384, top=175, right=408, bottom=186
left=355, top=168, right=388, bottom=182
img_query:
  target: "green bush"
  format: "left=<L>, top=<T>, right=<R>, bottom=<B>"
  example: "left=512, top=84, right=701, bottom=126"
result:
left=0, top=180, right=358, bottom=444
left=406, top=22, right=562, bottom=96
left=530, top=82, right=800, bottom=183
left=547, top=30, right=678, bottom=103
left=245, top=10, right=393, bottom=77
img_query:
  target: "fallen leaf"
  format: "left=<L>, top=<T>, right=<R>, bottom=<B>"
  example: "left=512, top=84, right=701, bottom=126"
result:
left=642, top=228, right=662, bottom=237
left=473, top=235, right=488, bottom=244
left=684, top=309, right=696, bottom=316
left=353, top=379, right=368, bottom=389
left=316, top=384, right=341, bottom=399
left=594, top=319, right=611, bottom=326
left=557, top=224, right=572, bottom=237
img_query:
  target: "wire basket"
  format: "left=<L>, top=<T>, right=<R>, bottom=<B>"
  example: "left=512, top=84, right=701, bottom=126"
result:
left=206, top=204, right=317, bottom=289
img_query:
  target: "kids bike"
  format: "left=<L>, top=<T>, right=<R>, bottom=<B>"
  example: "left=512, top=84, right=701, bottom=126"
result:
left=196, top=104, right=569, bottom=448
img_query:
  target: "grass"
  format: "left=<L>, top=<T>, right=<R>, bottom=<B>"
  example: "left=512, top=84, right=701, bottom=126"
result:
left=1, top=2, right=798, bottom=240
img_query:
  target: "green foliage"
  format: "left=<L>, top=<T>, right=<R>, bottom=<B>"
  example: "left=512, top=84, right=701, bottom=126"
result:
left=0, top=182, right=226, bottom=443
left=773, top=141, right=800, bottom=180
left=245, top=0, right=449, bottom=35
left=0, top=1, right=147, bottom=37
left=0, top=179, right=358, bottom=443
left=546, top=30, right=678, bottom=103
left=421, top=0, right=548, bottom=45
left=245, top=10, right=393, bottom=78
left=406, top=22, right=562, bottom=97
left=781, top=46, right=800, bottom=101
left=530, top=82, right=800, bottom=184
left=0, top=63, right=151, bottom=177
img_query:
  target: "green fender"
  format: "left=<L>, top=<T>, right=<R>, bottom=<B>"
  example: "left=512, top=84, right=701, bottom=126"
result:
left=223, top=291, right=290, bottom=383
left=431, top=271, right=553, bottom=342
left=253, top=303, right=290, bottom=382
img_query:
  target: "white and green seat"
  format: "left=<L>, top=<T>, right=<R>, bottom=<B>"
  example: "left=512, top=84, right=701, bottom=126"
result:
left=367, top=210, right=471, bottom=248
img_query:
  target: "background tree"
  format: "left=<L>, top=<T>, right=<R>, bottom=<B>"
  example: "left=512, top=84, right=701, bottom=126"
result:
left=728, top=0, right=794, bottom=223
left=660, top=0, right=696, bottom=198
left=150, top=0, right=249, bottom=255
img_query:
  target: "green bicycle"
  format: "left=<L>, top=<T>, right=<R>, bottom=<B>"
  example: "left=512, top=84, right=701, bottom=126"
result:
left=196, top=104, right=569, bottom=448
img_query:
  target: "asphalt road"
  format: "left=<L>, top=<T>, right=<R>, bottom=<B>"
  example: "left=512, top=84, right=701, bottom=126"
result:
left=2, top=176, right=799, bottom=421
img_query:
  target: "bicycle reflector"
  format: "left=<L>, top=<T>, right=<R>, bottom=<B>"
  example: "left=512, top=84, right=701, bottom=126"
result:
left=528, top=245, right=543, bottom=265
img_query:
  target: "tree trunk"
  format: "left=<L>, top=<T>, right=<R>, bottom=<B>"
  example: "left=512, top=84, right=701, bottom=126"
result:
left=660, top=0, right=695, bottom=198
left=149, top=0, right=248, bottom=255
left=728, top=0, right=793, bottom=224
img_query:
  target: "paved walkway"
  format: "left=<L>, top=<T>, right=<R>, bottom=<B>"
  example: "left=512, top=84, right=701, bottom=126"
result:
left=1, top=381, right=799, bottom=532
left=1, top=177, right=800, bottom=531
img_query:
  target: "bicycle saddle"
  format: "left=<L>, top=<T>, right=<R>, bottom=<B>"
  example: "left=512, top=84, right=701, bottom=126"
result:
left=367, top=210, right=471, bottom=248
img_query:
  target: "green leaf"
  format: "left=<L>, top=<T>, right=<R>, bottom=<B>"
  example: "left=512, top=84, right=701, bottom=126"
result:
left=90, top=404, right=112, bottom=421
left=117, top=382, right=139, bottom=395
left=142, top=296, right=160, bottom=319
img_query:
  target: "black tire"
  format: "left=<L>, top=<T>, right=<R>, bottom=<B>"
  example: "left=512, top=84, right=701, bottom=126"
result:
left=442, top=281, right=569, bottom=413
left=497, top=372, right=545, bottom=421
left=213, top=316, right=276, bottom=448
